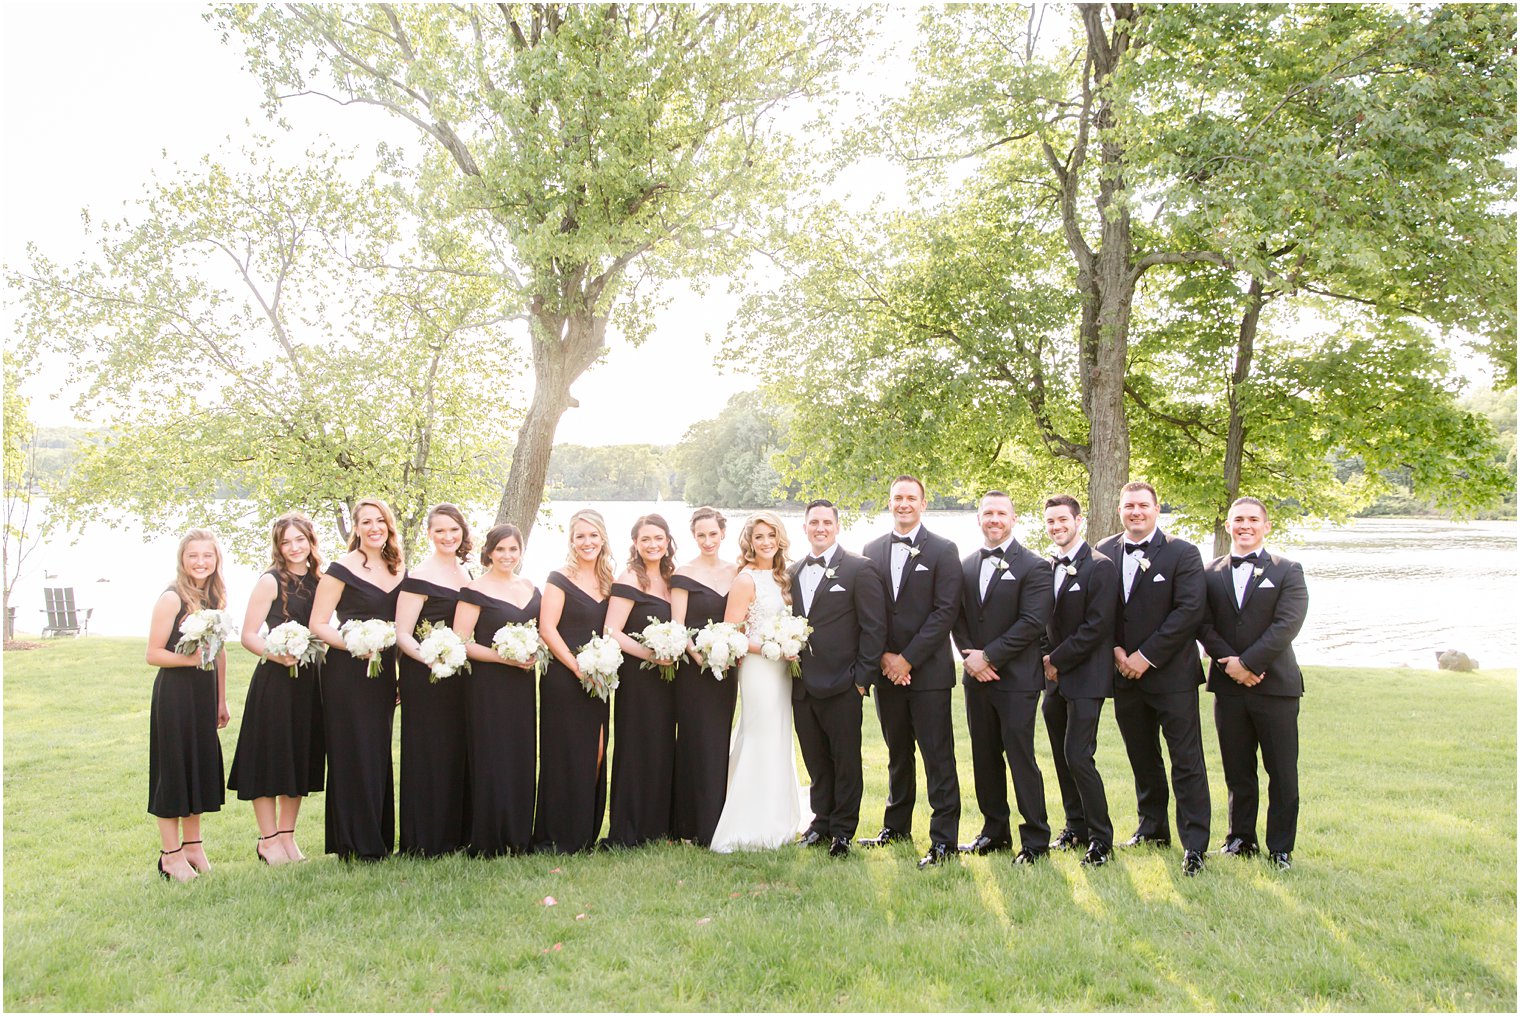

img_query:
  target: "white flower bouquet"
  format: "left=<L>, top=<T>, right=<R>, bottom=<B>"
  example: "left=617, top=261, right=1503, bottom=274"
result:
left=634, top=617, right=690, bottom=682
left=574, top=634, right=624, bottom=701
left=416, top=621, right=471, bottom=683
left=340, top=618, right=397, bottom=678
left=175, top=608, right=237, bottom=670
left=759, top=613, right=812, bottom=678
left=692, top=621, right=748, bottom=681
left=492, top=620, right=550, bottom=678
left=264, top=620, right=326, bottom=678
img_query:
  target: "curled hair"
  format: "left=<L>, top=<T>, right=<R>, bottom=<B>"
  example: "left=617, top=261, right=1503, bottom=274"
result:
left=347, top=498, right=403, bottom=575
left=428, top=503, right=474, bottom=563
left=172, top=528, right=227, bottom=612
left=563, top=508, right=615, bottom=597
left=689, top=506, right=727, bottom=533
left=268, top=511, right=324, bottom=620
left=626, top=514, right=677, bottom=591
left=480, top=523, right=524, bottom=572
left=736, top=511, right=792, bottom=606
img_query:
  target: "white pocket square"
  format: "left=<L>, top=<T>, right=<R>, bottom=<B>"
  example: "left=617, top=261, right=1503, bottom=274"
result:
left=1068, top=582, right=1081, bottom=591
left=914, top=563, right=929, bottom=572
left=828, top=583, right=846, bottom=592
left=1000, top=571, right=1016, bottom=581
left=1152, top=573, right=1166, bottom=582
left=1259, top=578, right=1275, bottom=588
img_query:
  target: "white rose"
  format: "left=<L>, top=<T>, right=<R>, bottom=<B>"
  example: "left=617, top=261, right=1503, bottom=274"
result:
left=762, top=642, right=782, bottom=661
left=782, top=638, right=802, bottom=657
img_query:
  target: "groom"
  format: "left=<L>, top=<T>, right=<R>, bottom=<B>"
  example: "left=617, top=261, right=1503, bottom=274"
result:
left=791, top=499, right=887, bottom=857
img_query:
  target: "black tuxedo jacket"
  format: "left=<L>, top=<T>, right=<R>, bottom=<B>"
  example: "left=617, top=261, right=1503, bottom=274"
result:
left=1093, top=530, right=1206, bottom=695
left=950, top=539, right=1052, bottom=693
left=864, top=526, right=963, bottom=692
left=789, top=548, right=887, bottom=700
left=1199, top=551, right=1308, bottom=697
left=1043, top=542, right=1120, bottom=701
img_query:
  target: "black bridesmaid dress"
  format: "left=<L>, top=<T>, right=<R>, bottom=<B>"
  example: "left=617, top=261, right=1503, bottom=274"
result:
left=398, top=577, right=469, bottom=857
left=606, top=581, right=676, bottom=848
left=669, top=575, right=737, bottom=846
left=460, top=585, right=540, bottom=857
left=148, top=594, right=226, bottom=818
left=532, top=571, right=610, bottom=854
left=228, top=571, right=325, bottom=800
left=321, top=561, right=402, bottom=860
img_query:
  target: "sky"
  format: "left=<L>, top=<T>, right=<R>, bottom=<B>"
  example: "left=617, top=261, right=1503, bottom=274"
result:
left=0, top=3, right=920, bottom=445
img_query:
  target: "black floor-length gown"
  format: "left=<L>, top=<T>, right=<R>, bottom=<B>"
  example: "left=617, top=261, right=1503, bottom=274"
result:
left=532, top=571, right=610, bottom=854
left=322, top=561, right=401, bottom=860
left=460, top=586, right=540, bottom=857
left=398, top=577, right=470, bottom=857
left=148, top=594, right=226, bottom=818
left=606, top=581, right=676, bottom=848
left=228, top=571, right=325, bottom=799
left=669, top=575, right=737, bottom=845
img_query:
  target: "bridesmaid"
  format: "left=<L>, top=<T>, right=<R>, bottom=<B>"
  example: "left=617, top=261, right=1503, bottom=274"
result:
left=454, top=523, right=539, bottom=857
left=605, top=514, right=679, bottom=848
left=394, top=503, right=474, bottom=857
left=533, top=508, right=615, bottom=854
left=228, top=512, right=326, bottom=866
left=146, top=529, right=230, bottom=882
left=310, top=498, right=405, bottom=861
left=670, top=507, right=740, bottom=846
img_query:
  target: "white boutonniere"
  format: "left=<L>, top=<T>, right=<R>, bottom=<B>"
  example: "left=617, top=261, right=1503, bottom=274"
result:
left=1252, top=566, right=1264, bottom=578
left=824, top=567, right=838, bottom=580
left=993, top=558, right=1010, bottom=572
left=907, top=546, right=922, bottom=559
left=1134, top=554, right=1151, bottom=572
left=1061, top=563, right=1077, bottom=576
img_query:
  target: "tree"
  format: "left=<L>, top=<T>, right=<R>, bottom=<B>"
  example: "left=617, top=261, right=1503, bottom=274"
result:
left=673, top=390, right=796, bottom=508
left=3, top=353, right=45, bottom=636
left=8, top=147, right=518, bottom=560
left=221, top=3, right=870, bottom=537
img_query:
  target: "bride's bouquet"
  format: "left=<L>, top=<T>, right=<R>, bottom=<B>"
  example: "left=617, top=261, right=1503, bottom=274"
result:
left=574, top=634, right=624, bottom=702
left=492, top=620, right=550, bottom=678
left=175, top=608, right=237, bottom=670
left=416, top=621, right=471, bottom=683
left=759, top=613, right=812, bottom=678
left=263, top=620, right=326, bottom=678
left=340, top=618, right=397, bottom=678
left=692, top=621, right=748, bottom=681
left=634, top=618, right=690, bottom=682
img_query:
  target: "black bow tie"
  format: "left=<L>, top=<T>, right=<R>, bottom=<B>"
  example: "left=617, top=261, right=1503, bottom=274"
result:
left=1231, top=552, right=1262, bottom=568
left=980, top=547, right=1005, bottom=559
left=805, top=555, right=827, bottom=568
left=891, top=534, right=914, bottom=545
left=1054, top=556, right=1073, bottom=568
left=1124, top=540, right=1150, bottom=554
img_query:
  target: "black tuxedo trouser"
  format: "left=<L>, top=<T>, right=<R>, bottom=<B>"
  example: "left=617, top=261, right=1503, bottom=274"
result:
left=794, top=689, right=863, bottom=841
left=1214, top=693, right=1299, bottom=854
left=873, top=683, right=960, bottom=846
left=1113, top=685, right=1211, bottom=851
left=964, top=682, right=1049, bottom=850
left=1041, top=690, right=1113, bottom=849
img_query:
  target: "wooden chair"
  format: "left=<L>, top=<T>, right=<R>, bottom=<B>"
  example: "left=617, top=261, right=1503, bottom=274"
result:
left=39, top=588, right=92, bottom=638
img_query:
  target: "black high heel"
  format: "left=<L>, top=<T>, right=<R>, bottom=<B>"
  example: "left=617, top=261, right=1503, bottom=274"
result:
left=277, top=828, right=306, bottom=862
left=256, top=832, right=279, bottom=865
left=182, top=838, right=210, bottom=874
left=158, top=846, right=185, bottom=881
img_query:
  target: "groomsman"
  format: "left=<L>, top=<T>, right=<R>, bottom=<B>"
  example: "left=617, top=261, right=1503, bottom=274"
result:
left=1199, top=497, right=1308, bottom=871
left=1039, top=495, right=1120, bottom=867
left=861, top=475, right=964, bottom=869
left=790, top=499, right=888, bottom=858
left=951, top=491, right=1054, bottom=863
left=1094, top=481, right=1211, bottom=876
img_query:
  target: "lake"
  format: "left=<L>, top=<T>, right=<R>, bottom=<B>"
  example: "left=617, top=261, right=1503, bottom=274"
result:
left=9, top=500, right=1516, bottom=670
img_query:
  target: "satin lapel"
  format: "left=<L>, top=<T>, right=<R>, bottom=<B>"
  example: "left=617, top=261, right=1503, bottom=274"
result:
left=789, top=563, right=808, bottom=618
left=963, top=554, right=981, bottom=610
left=1240, top=555, right=1269, bottom=610
left=894, top=533, right=919, bottom=601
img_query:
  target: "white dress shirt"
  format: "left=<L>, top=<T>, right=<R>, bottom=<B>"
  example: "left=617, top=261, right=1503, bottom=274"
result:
left=1052, top=539, right=1086, bottom=597
left=1120, top=527, right=1159, bottom=602
left=800, top=543, right=838, bottom=614
left=979, top=536, right=1015, bottom=599
left=1230, top=544, right=1267, bottom=608
left=888, top=523, right=922, bottom=598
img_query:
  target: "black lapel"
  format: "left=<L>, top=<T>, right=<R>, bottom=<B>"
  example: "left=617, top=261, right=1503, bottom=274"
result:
left=893, top=530, right=921, bottom=601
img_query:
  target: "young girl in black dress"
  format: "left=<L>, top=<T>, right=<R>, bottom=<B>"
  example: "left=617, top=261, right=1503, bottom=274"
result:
left=146, top=528, right=230, bottom=882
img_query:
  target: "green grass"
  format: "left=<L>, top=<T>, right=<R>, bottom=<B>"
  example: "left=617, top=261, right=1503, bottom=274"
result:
left=4, top=638, right=1514, bottom=1011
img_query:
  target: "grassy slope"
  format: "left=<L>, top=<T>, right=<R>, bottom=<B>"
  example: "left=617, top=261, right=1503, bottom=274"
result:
left=3, top=639, right=1514, bottom=1011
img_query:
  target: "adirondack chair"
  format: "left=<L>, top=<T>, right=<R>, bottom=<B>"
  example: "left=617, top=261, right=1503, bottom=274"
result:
left=39, top=587, right=92, bottom=637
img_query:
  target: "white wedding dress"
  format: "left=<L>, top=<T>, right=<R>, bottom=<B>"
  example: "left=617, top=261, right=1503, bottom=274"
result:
left=709, top=569, right=810, bottom=853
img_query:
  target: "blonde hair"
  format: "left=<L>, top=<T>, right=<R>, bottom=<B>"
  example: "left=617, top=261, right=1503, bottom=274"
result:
left=173, top=528, right=227, bottom=612
left=563, top=508, right=615, bottom=597
left=737, top=511, right=792, bottom=606
left=347, top=498, right=403, bottom=575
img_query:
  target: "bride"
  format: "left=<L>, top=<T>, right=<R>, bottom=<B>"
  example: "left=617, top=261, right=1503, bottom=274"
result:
left=709, top=512, right=809, bottom=853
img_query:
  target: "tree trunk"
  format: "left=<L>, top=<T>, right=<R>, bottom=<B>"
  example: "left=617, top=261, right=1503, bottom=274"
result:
left=1213, top=277, right=1264, bottom=557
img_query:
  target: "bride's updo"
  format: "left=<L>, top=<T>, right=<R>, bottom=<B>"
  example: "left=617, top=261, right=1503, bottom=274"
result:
left=737, top=511, right=792, bottom=606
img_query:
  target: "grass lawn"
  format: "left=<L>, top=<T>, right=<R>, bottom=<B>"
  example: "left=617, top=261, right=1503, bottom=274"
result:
left=3, top=637, right=1514, bottom=1011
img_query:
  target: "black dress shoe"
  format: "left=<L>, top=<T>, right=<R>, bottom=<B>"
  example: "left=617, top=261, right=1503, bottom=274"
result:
left=1219, top=836, right=1259, bottom=858
left=798, top=829, right=826, bottom=848
left=1081, top=842, right=1112, bottom=867
left=1012, top=847, right=1049, bottom=865
left=917, top=843, right=952, bottom=869
left=1270, top=851, right=1292, bottom=871
left=828, top=836, right=850, bottom=858
left=1051, top=828, right=1084, bottom=851
left=1122, top=832, right=1172, bottom=849
left=957, top=834, right=1012, bottom=855
left=1182, top=850, right=1205, bottom=876
left=858, top=827, right=911, bottom=848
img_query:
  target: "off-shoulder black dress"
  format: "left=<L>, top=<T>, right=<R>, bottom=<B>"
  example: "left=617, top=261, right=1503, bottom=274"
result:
left=147, top=595, right=225, bottom=818
left=460, top=585, right=540, bottom=857
left=532, top=571, right=610, bottom=854
left=321, top=561, right=401, bottom=860
left=398, top=576, right=469, bottom=857
left=606, top=581, right=676, bottom=848
left=670, top=574, right=737, bottom=845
